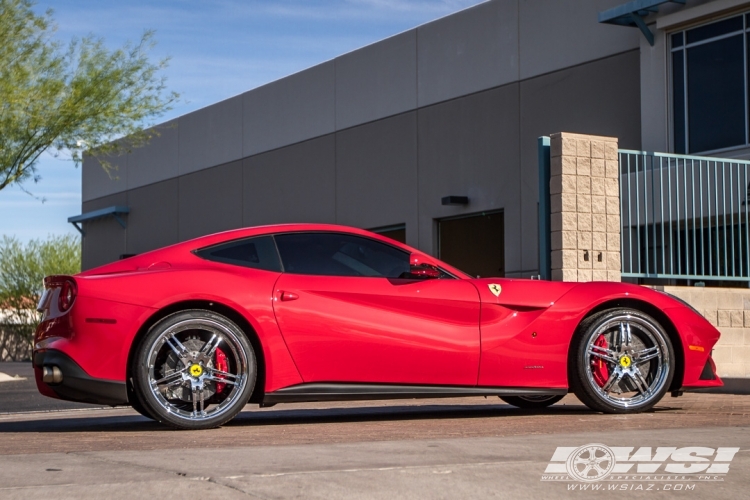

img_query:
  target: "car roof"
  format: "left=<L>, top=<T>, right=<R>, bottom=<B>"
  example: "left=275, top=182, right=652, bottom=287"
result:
left=186, top=223, right=414, bottom=252
left=80, top=223, right=474, bottom=277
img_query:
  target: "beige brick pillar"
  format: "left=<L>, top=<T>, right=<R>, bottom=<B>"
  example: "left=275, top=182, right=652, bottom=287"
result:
left=549, top=132, right=621, bottom=282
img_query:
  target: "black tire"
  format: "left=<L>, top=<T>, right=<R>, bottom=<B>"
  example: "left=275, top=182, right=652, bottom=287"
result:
left=133, top=310, right=257, bottom=430
left=569, top=308, right=674, bottom=414
left=127, top=378, right=154, bottom=420
left=500, top=395, right=564, bottom=409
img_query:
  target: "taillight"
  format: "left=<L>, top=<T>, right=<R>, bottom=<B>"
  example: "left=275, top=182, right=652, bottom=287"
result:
left=58, top=279, right=77, bottom=312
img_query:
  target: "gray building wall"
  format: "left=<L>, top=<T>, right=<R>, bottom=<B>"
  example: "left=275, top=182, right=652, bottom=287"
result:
left=80, top=0, right=646, bottom=272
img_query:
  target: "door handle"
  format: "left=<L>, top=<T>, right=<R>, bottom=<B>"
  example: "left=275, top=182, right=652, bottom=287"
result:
left=278, top=291, right=299, bottom=302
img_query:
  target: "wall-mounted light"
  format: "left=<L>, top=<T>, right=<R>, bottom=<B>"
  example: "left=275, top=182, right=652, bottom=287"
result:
left=441, top=196, right=469, bottom=206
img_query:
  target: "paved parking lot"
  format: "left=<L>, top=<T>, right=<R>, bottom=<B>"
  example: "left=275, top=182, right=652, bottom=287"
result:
left=0, top=385, right=749, bottom=499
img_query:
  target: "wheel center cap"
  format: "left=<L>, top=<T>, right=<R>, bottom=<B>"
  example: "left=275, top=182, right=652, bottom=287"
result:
left=189, top=364, right=204, bottom=377
left=619, top=355, right=632, bottom=368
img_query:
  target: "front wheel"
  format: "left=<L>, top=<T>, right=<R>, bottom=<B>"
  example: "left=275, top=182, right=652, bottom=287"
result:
left=500, top=395, right=564, bottom=409
left=570, top=308, right=674, bottom=413
left=133, top=310, right=257, bottom=430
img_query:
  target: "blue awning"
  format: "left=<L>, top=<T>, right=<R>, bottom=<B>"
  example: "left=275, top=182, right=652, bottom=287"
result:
left=599, top=0, right=686, bottom=46
left=68, top=206, right=129, bottom=236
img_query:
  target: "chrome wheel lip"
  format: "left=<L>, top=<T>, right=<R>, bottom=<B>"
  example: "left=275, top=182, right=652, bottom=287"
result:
left=583, top=314, right=670, bottom=410
left=146, top=317, right=248, bottom=422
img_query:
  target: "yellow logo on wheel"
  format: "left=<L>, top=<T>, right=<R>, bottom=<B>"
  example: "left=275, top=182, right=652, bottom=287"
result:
left=190, top=364, right=203, bottom=377
left=619, top=356, right=632, bottom=368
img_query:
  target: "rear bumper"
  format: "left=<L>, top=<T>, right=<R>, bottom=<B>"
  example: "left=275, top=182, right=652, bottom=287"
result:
left=33, top=349, right=128, bottom=406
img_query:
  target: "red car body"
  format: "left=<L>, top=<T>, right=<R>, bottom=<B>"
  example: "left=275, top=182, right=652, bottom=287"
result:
left=33, top=224, right=722, bottom=407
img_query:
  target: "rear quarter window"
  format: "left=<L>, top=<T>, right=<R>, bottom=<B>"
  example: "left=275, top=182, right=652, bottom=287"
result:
left=195, top=235, right=282, bottom=272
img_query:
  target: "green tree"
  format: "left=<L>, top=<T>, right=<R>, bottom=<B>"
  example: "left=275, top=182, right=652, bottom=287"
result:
left=0, top=234, right=80, bottom=326
left=0, top=0, right=178, bottom=192
left=0, top=234, right=79, bottom=360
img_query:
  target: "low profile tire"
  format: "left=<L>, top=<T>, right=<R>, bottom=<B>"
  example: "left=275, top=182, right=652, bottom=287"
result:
left=133, top=310, right=256, bottom=430
left=500, top=395, right=564, bottom=409
left=127, top=379, right=155, bottom=420
left=570, top=308, right=674, bottom=414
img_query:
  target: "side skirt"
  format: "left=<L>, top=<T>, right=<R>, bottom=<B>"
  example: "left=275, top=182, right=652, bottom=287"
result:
left=263, top=383, right=567, bottom=404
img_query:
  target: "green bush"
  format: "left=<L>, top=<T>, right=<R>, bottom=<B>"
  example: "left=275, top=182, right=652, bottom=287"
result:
left=0, top=234, right=80, bottom=360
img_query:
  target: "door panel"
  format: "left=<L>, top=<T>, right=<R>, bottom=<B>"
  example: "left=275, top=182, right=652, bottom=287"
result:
left=272, top=275, right=481, bottom=385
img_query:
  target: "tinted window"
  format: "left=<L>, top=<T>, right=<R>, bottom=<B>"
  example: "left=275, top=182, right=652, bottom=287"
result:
left=687, top=34, right=745, bottom=152
left=195, top=236, right=282, bottom=272
left=672, top=50, right=685, bottom=153
left=671, top=32, right=683, bottom=48
left=686, top=16, right=742, bottom=44
left=274, top=232, right=410, bottom=278
left=671, top=15, right=749, bottom=153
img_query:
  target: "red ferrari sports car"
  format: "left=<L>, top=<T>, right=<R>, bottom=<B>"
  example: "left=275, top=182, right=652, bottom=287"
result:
left=34, top=224, right=722, bottom=429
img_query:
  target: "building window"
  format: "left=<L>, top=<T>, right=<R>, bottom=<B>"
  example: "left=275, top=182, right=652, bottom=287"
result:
left=671, top=14, right=748, bottom=154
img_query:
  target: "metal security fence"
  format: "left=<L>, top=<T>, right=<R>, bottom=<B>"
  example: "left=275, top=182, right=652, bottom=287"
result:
left=620, top=150, right=750, bottom=282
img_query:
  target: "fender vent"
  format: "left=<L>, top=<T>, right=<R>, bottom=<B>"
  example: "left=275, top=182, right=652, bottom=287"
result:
left=699, top=359, right=716, bottom=380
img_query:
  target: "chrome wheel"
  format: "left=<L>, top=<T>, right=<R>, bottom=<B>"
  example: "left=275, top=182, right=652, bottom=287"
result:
left=572, top=309, right=674, bottom=413
left=134, top=310, right=256, bottom=429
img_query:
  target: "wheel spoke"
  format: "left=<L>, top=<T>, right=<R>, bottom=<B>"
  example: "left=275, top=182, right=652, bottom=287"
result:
left=634, top=369, right=652, bottom=395
left=601, top=369, right=623, bottom=393
left=633, top=346, right=660, bottom=364
left=625, top=323, right=632, bottom=347
left=154, top=369, right=185, bottom=386
left=200, top=334, right=222, bottom=357
left=204, top=374, right=238, bottom=386
left=615, top=322, right=625, bottom=351
left=627, top=369, right=648, bottom=395
left=165, top=334, right=190, bottom=360
left=589, top=344, right=618, bottom=364
left=192, top=385, right=202, bottom=417
left=207, top=367, right=240, bottom=381
left=204, top=367, right=240, bottom=386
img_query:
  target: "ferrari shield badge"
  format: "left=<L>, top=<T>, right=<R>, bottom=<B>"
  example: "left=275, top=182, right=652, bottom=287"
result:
left=488, top=283, right=502, bottom=297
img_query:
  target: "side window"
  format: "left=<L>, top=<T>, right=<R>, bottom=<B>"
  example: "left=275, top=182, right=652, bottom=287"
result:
left=274, top=232, right=410, bottom=278
left=195, top=236, right=282, bottom=272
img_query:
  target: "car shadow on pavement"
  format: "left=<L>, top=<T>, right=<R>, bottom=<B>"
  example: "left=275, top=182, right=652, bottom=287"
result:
left=228, top=401, right=681, bottom=429
left=0, top=401, right=677, bottom=433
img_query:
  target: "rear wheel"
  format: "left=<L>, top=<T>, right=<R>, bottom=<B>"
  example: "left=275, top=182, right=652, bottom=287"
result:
left=570, top=308, right=674, bottom=413
left=127, top=379, right=154, bottom=420
left=500, top=395, right=564, bottom=409
left=133, top=310, right=256, bottom=430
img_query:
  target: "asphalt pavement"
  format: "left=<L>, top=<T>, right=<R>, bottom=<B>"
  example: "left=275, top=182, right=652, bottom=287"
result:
left=2, top=361, right=750, bottom=498
left=0, top=362, right=104, bottom=413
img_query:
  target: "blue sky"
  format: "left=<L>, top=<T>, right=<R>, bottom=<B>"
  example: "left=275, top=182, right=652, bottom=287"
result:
left=0, top=0, right=485, bottom=243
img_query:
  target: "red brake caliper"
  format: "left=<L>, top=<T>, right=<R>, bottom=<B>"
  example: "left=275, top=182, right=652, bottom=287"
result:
left=592, top=335, right=610, bottom=387
left=215, top=348, right=228, bottom=394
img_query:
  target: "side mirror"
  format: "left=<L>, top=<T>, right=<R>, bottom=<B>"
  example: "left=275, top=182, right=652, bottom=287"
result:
left=407, top=253, right=442, bottom=279
left=409, top=264, right=441, bottom=280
